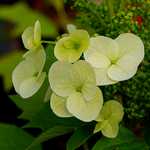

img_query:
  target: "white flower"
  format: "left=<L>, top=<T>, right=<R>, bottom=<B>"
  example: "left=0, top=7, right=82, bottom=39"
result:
left=12, top=47, right=46, bottom=98
left=48, top=60, right=103, bottom=122
left=84, top=33, right=144, bottom=85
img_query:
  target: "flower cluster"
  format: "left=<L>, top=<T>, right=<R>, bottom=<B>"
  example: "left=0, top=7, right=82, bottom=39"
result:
left=12, top=21, right=144, bottom=138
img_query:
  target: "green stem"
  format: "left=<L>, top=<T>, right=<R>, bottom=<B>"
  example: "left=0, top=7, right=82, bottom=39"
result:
left=44, top=86, right=52, bottom=102
left=83, top=142, right=89, bottom=150
left=119, top=0, right=125, bottom=11
left=105, top=0, right=114, bottom=17
left=41, top=41, right=56, bottom=44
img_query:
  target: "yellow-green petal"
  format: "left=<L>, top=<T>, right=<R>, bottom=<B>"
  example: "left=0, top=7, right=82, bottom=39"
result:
left=70, top=29, right=89, bottom=52
left=96, top=100, right=124, bottom=123
left=66, top=87, right=103, bottom=122
left=50, top=93, right=72, bottom=117
left=101, top=120, right=119, bottom=138
left=34, top=20, right=41, bottom=46
left=54, top=30, right=89, bottom=63
left=94, top=121, right=105, bottom=133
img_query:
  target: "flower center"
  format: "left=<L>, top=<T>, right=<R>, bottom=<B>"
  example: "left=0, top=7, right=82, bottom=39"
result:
left=33, top=72, right=39, bottom=77
left=76, top=85, right=83, bottom=92
left=111, top=59, right=117, bottom=64
left=64, top=40, right=80, bottom=50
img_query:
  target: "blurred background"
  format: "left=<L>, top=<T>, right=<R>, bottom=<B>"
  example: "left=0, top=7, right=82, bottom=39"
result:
left=0, top=0, right=75, bottom=149
left=0, top=0, right=150, bottom=149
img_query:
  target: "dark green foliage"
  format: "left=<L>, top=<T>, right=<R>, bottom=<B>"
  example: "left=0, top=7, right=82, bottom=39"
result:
left=67, top=125, right=94, bottom=150
left=0, top=124, right=42, bottom=150
left=92, top=126, right=149, bottom=150
left=69, top=0, right=150, bottom=119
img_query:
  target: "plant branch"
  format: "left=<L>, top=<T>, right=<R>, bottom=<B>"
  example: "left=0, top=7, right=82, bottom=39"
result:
left=42, top=41, right=56, bottom=44
left=83, top=142, right=89, bottom=150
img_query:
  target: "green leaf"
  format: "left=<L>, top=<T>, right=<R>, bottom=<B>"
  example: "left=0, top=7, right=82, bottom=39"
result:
left=27, top=126, right=73, bottom=150
left=0, top=123, right=42, bottom=150
left=24, top=104, right=86, bottom=131
left=10, top=78, right=49, bottom=120
left=92, top=126, right=148, bottom=150
left=0, top=2, right=57, bottom=37
left=67, top=125, right=93, bottom=150
left=0, top=51, right=23, bottom=90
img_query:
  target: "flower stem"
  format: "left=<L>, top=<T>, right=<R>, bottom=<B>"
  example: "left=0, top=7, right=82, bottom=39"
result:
left=119, top=0, right=125, bottom=11
left=42, top=41, right=56, bottom=44
left=83, top=142, right=89, bottom=150
left=44, top=86, right=52, bottom=102
left=105, top=0, right=114, bottom=17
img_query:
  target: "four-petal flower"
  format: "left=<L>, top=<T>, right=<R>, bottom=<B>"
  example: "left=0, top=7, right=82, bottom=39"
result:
left=48, top=60, right=103, bottom=122
left=94, top=100, right=124, bottom=138
left=54, top=29, right=90, bottom=63
left=84, top=33, right=144, bottom=85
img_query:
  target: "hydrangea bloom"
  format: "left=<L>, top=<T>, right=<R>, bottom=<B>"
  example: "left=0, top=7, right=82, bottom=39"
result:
left=22, top=20, right=41, bottom=51
left=94, top=100, right=124, bottom=138
left=84, top=33, right=144, bottom=85
left=48, top=60, right=103, bottom=122
left=54, top=29, right=90, bottom=63
left=12, top=47, right=46, bottom=98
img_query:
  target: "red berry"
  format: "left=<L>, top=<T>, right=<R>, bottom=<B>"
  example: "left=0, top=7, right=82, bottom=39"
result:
left=136, top=16, right=143, bottom=26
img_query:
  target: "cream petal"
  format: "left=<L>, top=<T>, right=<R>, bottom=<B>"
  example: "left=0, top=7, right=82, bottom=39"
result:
left=94, top=68, right=117, bottom=86
left=50, top=93, right=72, bottom=117
left=12, top=60, right=37, bottom=95
left=84, top=36, right=119, bottom=65
left=67, top=24, right=77, bottom=33
left=54, top=30, right=89, bottom=63
left=107, top=64, right=138, bottom=81
left=25, top=46, right=46, bottom=74
left=72, top=60, right=96, bottom=101
left=22, top=26, right=34, bottom=50
left=116, top=33, right=144, bottom=61
left=66, top=87, right=103, bottom=122
left=84, top=51, right=111, bottom=68
left=19, top=72, right=46, bottom=98
left=12, top=48, right=46, bottom=98
left=48, top=61, right=76, bottom=97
